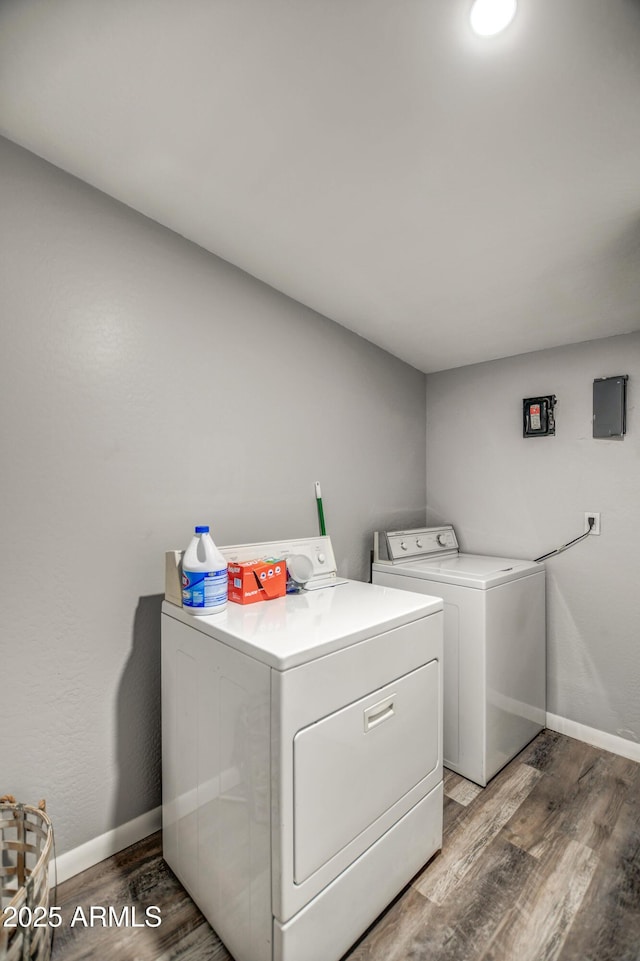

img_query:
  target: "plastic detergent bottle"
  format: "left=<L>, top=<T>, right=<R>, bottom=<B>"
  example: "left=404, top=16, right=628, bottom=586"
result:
left=182, top=526, right=228, bottom=615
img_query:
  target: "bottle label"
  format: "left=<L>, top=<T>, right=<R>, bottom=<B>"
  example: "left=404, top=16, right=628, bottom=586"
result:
left=182, top=568, right=228, bottom=609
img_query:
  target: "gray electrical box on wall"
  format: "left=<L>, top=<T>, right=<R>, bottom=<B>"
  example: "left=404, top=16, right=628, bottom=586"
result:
left=593, top=375, right=628, bottom=438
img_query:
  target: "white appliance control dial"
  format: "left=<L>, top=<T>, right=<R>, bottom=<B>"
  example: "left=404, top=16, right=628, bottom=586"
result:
left=317, top=552, right=326, bottom=564
left=416, top=539, right=423, bottom=548
left=437, top=534, right=448, bottom=546
left=400, top=541, right=408, bottom=551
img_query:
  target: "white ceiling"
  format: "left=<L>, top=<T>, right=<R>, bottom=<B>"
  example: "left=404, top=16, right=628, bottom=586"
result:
left=1, top=0, right=639, bottom=372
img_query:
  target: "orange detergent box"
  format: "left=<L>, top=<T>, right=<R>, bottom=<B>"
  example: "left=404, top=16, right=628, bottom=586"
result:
left=227, top=557, right=287, bottom=605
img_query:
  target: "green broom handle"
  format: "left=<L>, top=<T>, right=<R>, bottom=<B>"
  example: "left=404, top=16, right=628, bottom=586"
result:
left=314, top=481, right=326, bottom=536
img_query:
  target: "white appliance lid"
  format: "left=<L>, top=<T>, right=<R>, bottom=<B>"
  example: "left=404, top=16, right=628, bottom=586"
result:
left=374, top=553, right=541, bottom=589
left=162, top=579, right=442, bottom=670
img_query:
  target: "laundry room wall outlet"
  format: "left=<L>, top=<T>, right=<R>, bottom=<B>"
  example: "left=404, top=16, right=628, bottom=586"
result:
left=584, top=512, right=601, bottom=535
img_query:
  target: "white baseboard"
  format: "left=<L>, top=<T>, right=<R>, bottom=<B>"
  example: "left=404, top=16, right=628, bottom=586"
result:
left=50, top=806, right=162, bottom=886
left=546, top=713, right=640, bottom=764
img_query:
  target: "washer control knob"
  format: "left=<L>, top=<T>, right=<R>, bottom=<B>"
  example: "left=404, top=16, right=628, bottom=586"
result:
left=400, top=541, right=408, bottom=551
left=317, top=552, right=326, bottom=564
left=437, top=533, right=448, bottom=546
left=416, top=539, right=423, bottom=548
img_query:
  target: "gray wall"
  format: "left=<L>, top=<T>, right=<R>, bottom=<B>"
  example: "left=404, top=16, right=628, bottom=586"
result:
left=426, top=333, right=640, bottom=745
left=0, top=137, right=427, bottom=855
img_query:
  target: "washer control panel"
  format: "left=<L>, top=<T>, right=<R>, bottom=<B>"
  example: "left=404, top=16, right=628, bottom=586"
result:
left=383, top=526, right=459, bottom=562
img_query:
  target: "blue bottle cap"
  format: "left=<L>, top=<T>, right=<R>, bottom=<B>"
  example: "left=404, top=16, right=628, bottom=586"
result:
left=195, top=525, right=210, bottom=534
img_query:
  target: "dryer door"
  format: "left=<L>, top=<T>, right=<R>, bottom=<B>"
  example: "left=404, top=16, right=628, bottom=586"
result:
left=292, top=660, right=439, bottom=884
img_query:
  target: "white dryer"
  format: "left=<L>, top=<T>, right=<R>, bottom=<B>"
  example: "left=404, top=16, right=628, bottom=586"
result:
left=372, top=526, right=545, bottom=787
left=162, top=535, right=443, bottom=961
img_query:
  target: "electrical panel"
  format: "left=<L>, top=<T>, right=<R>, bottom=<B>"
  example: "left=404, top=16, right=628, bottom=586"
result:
left=593, top=375, right=628, bottom=438
left=523, top=395, right=556, bottom=437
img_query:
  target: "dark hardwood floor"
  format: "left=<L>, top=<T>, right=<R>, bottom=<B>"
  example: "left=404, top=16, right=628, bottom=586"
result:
left=50, top=731, right=640, bottom=961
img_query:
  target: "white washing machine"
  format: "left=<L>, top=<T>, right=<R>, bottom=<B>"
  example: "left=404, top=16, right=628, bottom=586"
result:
left=372, top=525, right=545, bottom=787
left=162, top=535, right=443, bottom=961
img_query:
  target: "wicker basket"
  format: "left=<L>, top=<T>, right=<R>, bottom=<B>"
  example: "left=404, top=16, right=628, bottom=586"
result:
left=0, top=797, right=54, bottom=961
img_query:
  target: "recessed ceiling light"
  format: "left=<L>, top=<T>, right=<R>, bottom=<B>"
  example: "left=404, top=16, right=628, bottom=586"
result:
left=470, top=0, right=517, bottom=37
